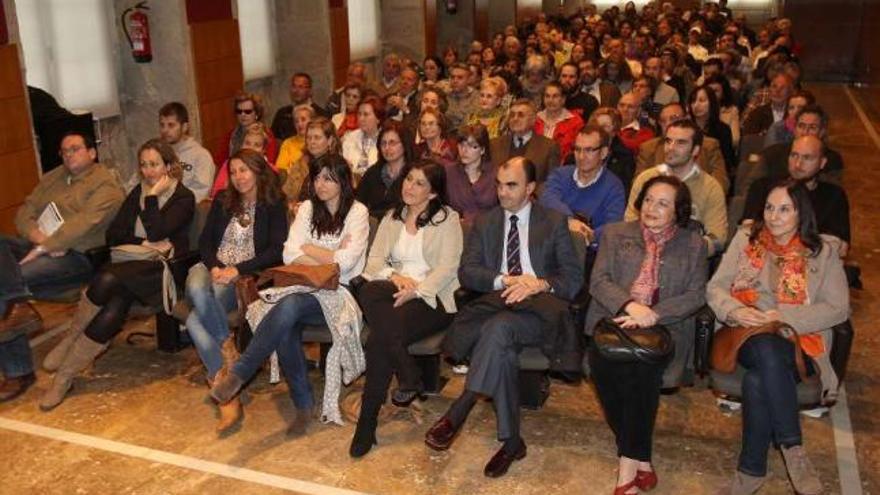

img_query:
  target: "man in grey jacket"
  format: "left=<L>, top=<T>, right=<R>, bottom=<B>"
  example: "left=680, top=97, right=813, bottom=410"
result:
left=158, top=102, right=215, bottom=202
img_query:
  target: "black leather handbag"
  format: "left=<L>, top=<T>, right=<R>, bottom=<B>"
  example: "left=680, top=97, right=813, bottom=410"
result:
left=592, top=317, right=674, bottom=364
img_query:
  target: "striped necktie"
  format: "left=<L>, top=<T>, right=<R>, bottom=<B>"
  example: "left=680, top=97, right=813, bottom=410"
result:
left=506, top=215, right=523, bottom=276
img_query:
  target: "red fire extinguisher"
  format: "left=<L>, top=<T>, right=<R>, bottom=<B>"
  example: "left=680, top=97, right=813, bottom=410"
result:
left=122, top=2, right=152, bottom=63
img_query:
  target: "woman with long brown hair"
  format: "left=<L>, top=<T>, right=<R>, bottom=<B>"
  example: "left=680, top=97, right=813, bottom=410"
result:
left=184, top=149, right=287, bottom=432
left=40, top=139, right=196, bottom=411
left=211, top=154, right=370, bottom=434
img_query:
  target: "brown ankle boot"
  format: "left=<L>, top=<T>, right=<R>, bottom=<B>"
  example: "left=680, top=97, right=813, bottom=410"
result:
left=0, top=302, right=42, bottom=336
left=216, top=396, right=242, bottom=432
left=39, top=335, right=108, bottom=411
left=43, top=293, right=101, bottom=372
left=715, top=471, right=766, bottom=495
left=781, top=445, right=822, bottom=495
left=286, top=406, right=314, bottom=438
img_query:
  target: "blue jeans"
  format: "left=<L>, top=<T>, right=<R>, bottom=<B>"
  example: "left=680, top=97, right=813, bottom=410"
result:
left=231, top=292, right=325, bottom=409
left=185, top=263, right=237, bottom=380
left=0, top=334, right=34, bottom=378
left=0, top=234, right=93, bottom=300
left=0, top=235, right=91, bottom=378
left=737, top=333, right=812, bottom=477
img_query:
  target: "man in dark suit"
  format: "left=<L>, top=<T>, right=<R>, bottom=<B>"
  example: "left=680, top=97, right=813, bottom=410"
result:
left=270, top=73, right=328, bottom=140
left=558, top=62, right=599, bottom=121
left=425, top=157, right=583, bottom=478
left=489, top=99, right=561, bottom=183
left=741, top=73, right=792, bottom=137
left=578, top=58, right=621, bottom=108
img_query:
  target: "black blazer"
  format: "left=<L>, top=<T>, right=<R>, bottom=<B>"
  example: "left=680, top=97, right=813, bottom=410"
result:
left=459, top=203, right=583, bottom=301
left=106, top=182, right=195, bottom=254
left=356, top=163, right=406, bottom=218
left=703, top=118, right=736, bottom=174
left=198, top=192, right=288, bottom=275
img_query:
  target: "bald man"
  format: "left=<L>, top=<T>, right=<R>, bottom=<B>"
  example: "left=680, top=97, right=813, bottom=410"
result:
left=741, top=135, right=850, bottom=256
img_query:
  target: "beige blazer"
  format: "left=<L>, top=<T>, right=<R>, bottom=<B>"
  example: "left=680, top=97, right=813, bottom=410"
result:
left=362, top=207, right=463, bottom=312
left=707, top=227, right=850, bottom=362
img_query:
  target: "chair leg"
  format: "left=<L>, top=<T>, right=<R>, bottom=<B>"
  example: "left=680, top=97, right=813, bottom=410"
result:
left=156, top=312, right=189, bottom=353
left=518, top=369, right=550, bottom=410
left=415, top=354, right=447, bottom=395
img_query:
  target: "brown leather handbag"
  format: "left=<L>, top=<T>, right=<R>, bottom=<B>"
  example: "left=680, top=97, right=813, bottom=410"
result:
left=256, top=263, right=340, bottom=290
left=710, top=321, right=811, bottom=381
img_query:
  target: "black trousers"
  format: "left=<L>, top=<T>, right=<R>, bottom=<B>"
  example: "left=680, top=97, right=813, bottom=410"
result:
left=357, top=281, right=453, bottom=421
left=590, top=347, right=666, bottom=462
left=83, top=270, right=136, bottom=344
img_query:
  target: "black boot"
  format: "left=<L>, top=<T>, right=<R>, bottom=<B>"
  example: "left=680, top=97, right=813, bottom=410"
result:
left=349, top=418, right=378, bottom=458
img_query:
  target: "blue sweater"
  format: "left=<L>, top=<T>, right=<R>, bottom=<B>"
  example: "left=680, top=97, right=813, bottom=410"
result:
left=539, top=165, right=626, bottom=244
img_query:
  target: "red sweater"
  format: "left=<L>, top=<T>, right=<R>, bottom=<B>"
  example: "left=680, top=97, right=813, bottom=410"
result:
left=534, top=111, right=585, bottom=158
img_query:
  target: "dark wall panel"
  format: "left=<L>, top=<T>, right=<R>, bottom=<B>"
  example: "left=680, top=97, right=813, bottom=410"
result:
left=784, top=0, right=864, bottom=82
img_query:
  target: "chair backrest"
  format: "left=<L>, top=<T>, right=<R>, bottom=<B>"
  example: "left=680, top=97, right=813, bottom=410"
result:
left=189, top=200, right=213, bottom=250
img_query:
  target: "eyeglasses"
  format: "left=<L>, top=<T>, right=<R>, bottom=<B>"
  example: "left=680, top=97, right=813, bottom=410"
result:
left=235, top=108, right=255, bottom=115
left=59, top=145, right=85, bottom=157
left=139, top=160, right=164, bottom=168
left=573, top=145, right=604, bottom=154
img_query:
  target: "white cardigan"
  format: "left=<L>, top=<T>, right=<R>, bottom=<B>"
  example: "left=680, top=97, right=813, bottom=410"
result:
left=282, top=199, right=370, bottom=284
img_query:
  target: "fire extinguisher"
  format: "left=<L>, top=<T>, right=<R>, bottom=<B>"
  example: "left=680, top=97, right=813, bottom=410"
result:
left=446, top=0, right=457, bottom=14
left=122, top=2, right=152, bottom=63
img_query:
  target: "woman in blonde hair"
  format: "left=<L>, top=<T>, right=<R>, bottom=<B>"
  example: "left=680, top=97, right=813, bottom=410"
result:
left=276, top=104, right=316, bottom=172
left=40, top=139, right=195, bottom=411
left=465, top=76, right=509, bottom=139
left=283, top=117, right=340, bottom=206
left=211, top=122, right=277, bottom=199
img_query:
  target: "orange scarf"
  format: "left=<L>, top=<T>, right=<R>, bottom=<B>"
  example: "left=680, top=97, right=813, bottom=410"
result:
left=731, top=228, right=823, bottom=357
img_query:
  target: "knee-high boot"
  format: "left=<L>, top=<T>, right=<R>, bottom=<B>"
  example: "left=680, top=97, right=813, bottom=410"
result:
left=39, top=335, right=108, bottom=411
left=43, top=292, right=101, bottom=372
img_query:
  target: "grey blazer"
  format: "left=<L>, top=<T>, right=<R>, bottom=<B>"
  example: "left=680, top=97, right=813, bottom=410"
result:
left=489, top=133, right=561, bottom=183
left=362, top=207, right=463, bottom=312
left=586, top=220, right=708, bottom=334
left=459, top=203, right=583, bottom=301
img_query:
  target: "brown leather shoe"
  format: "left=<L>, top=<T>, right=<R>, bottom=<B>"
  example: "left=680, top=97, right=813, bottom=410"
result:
left=0, top=302, right=42, bottom=336
left=0, top=372, right=36, bottom=402
left=484, top=440, right=527, bottom=478
left=424, top=416, right=462, bottom=451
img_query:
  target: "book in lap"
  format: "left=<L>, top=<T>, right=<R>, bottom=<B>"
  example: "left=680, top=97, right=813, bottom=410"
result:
left=37, top=201, right=64, bottom=236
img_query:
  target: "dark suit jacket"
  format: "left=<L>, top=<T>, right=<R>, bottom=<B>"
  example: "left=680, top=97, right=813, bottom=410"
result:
left=598, top=81, right=622, bottom=108
left=451, top=203, right=585, bottom=372
left=458, top=203, right=582, bottom=301
left=489, top=133, right=561, bottom=183
left=198, top=192, right=288, bottom=275
left=271, top=103, right=329, bottom=141
left=742, top=103, right=775, bottom=136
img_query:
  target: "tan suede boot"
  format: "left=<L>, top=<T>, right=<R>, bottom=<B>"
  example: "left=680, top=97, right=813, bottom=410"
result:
left=213, top=337, right=243, bottom=432
left=43, top=293, right=101, bottom=372
left=39, top=336, right=108, bottom=411
left=781, top=445, right=822, bottom=495
left=716, top=471, right=766, bottom=495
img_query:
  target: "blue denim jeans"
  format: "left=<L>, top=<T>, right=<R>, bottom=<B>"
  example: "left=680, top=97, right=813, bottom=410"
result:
left=231, top=292, right=325, bottom=409
left=184, top=263, right=237, bottom=380
left=0, top=234, right=93, bottom=300
left=737, top=333, right=812, bottom=477
left=0, top=334, right=34, bottom=378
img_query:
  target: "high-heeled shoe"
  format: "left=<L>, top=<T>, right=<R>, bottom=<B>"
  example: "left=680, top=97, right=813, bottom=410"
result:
left=390, top=388, right=425, bottom=408
left=636, top=469, right=658, bottom=491
left=613, top=479, right=638, bottom=495
left=349, top=420, right=378, bottom=458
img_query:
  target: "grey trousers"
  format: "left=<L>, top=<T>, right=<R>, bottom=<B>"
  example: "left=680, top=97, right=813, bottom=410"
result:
left=464, top=309, right=543, bottom=441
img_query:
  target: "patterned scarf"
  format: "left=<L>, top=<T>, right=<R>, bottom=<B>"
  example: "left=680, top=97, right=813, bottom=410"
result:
left=731, top=227, right=823, bottom=357
left=629, top=224, right=678, bottom=306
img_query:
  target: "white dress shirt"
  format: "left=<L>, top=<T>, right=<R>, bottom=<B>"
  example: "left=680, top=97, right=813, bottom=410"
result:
left=493, top=201, right=536, bottom=289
